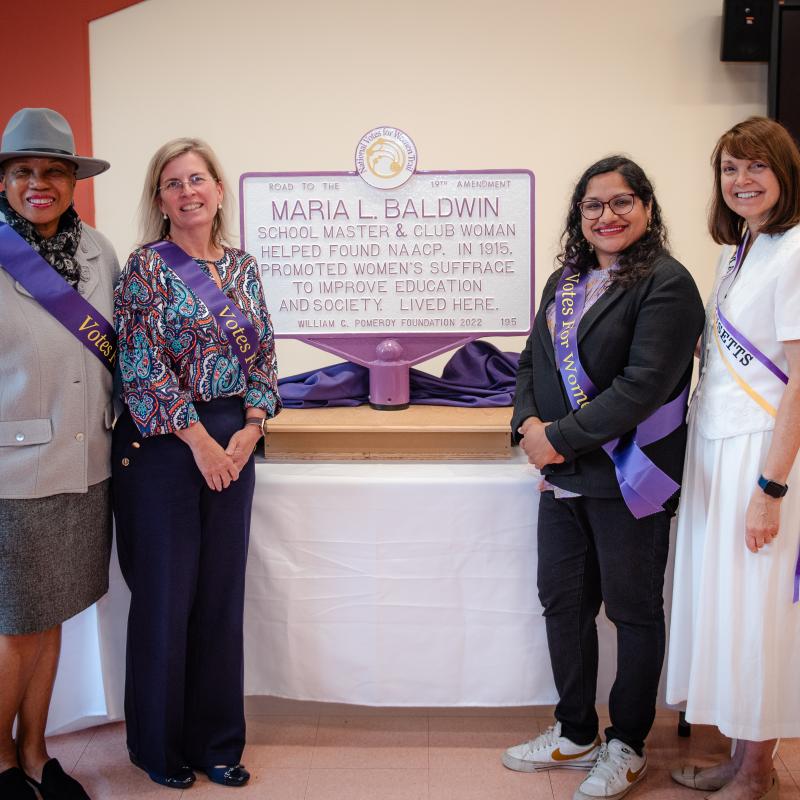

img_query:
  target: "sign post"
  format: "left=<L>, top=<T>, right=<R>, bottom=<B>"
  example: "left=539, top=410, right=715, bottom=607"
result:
left=240, top=129, right=534, bottom=408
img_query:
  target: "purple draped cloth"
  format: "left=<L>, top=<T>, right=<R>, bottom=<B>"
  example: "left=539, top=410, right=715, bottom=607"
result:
left=278, top=341, right=520, bottom=408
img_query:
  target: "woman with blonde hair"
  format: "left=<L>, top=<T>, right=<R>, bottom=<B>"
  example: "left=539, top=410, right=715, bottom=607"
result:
left=667, top=116, right=800, bottom=800
left=113, top=137, right=281, bottom=789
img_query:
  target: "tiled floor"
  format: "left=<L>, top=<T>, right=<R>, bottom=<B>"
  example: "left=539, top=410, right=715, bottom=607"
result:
left=45, top=700, right=800, bottom=799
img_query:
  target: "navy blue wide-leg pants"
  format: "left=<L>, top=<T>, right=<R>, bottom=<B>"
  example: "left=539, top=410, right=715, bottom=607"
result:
left=112, top=398, right=255, bottom=777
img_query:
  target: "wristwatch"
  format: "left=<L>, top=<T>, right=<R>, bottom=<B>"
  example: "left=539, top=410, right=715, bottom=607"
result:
left=245, top=417, right=268, bottom=437
left=757, top=474, right=788, bottom=498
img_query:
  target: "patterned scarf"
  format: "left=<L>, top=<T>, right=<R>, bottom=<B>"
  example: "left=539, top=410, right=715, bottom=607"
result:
left=0, top=191, right=83, bottom=288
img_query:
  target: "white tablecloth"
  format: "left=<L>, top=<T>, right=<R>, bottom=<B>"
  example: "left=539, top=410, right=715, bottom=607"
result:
left=50, top=454, right=659, bottom=732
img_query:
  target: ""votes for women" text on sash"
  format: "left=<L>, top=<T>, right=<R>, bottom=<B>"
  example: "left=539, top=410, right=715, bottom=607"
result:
left=0, top=222, right=116, bottom=371
left=147, top=240, right=260, bottom=379
left=554, top=265, right=688, bottom=519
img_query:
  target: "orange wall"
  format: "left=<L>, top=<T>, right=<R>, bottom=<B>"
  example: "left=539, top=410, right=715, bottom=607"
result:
left=1, top=0, right=144, bottom=224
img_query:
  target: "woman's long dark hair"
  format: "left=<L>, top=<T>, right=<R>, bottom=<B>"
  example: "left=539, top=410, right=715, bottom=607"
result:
left=556, top=155, right=669, bottom=288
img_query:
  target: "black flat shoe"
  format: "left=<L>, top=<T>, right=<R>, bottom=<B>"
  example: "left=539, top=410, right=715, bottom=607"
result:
left=0, top=767, right=36, bottom=800
left=22, top=759, right=89, bottom=800
left=203, top=764, right=250, bottom=787
left=128, top=752, right=196, bottom=790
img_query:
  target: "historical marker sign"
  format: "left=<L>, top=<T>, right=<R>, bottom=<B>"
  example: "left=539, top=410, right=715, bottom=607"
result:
left=240, top=169, right=534, bottom=339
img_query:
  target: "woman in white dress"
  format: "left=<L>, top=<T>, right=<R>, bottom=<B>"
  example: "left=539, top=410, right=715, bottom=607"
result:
left=667, top=116, right=800, bottom=800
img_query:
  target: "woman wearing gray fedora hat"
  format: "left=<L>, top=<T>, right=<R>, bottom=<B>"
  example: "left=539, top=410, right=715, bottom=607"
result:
left=0, top=107, right=118, bottom=800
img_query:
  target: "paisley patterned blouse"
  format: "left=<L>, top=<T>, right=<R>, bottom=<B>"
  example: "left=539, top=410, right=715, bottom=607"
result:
left=115, top=245, right=281, bottom=437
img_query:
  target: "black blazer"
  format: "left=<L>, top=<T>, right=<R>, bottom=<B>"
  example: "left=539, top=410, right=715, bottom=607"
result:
left=512, top=254, right=705, bottom=505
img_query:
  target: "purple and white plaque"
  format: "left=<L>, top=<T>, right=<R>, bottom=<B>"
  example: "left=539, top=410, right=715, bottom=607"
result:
left=240, top=129, right=534, bottom=408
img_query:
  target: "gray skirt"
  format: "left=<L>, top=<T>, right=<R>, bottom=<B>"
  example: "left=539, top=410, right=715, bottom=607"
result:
left=0, top=479, right=112, bottom=635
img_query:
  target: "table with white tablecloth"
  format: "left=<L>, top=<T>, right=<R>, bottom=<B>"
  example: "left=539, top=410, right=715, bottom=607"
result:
left=50, top=454, right=668, bottom=733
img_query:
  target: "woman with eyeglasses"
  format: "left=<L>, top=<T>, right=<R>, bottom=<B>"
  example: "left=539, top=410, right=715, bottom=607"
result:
left=113, top=138, right=281, bottom=790
left=502, top=156, right=704, bottom=800
left=0, top=107, right=116, bottom=800
left=667, top=117, right=800, bottom=800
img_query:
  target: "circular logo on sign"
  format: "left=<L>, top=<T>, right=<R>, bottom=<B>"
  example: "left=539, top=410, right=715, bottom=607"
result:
left=355, top=126, right=417, bottom=189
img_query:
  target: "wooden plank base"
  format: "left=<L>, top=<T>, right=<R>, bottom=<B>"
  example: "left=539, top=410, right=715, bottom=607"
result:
left=264, top=405, right=514, bottom=460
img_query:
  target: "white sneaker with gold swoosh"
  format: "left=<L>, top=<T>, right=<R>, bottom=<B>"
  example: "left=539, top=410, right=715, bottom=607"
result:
left=573, top=739, right=647, bottom=800
left=502, top=721, right=601, bottom=772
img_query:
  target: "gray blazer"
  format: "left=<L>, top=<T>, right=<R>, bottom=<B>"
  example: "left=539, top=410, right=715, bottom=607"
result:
left=0, top=216, right=120, bottom=498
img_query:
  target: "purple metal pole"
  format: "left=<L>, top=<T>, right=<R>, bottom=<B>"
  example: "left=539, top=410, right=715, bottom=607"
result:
left=369, top=338, right=410, bottom=409
left=296, top=333, right=477, bottom=411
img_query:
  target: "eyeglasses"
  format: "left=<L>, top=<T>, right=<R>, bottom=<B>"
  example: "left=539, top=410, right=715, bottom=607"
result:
left=158, top=173, right=214, bottom=195
left=577, top=193, right=637, bottom=220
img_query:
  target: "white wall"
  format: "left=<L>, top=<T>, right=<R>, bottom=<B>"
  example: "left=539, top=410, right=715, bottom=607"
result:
left=90, top=0, right=767, bottom=376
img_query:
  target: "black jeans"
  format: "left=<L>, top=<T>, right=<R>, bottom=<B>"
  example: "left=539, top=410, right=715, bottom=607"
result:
left=537, top=490, right=670, bottom=755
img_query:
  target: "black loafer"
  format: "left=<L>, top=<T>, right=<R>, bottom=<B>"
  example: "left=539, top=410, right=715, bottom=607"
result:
left=129, top=752, right=196, bottom=789
left=0, top=767, right=36, bottom=800
left=22, top=759, right=89, bottom=800
left=204, top=764, right=250, bottom=787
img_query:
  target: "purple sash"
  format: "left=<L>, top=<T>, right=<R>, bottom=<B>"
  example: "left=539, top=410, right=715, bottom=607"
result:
left=716, top=232, right=789, bottom=385
left=717, top=233, right=798, bottom=602
left=148, top=240, right=260, bottom=378
left=0, top=222, right=116, bottom=372
left=554, top=266, right=688, bottom=519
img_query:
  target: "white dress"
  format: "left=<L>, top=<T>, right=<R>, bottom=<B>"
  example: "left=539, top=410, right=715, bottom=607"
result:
left=666, top=225, right=800, bottom=741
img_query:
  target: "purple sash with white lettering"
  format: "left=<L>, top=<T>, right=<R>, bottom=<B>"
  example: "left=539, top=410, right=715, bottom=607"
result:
left=147, top=240, right=260, bottom=378
left=554, top=265, right=688, bottom=519
left=0, top=222, right=116, bottom=371
left=716, top=232, right=798, bottom=603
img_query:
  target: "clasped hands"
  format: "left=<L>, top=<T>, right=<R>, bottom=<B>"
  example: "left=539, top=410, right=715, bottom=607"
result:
left=178, top=421, right=263, bottom=491
left=518, top=416, right=565, bottom=470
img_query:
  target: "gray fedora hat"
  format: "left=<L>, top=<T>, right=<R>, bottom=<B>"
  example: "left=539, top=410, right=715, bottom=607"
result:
left=0, top=107, right=110, bottom=180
